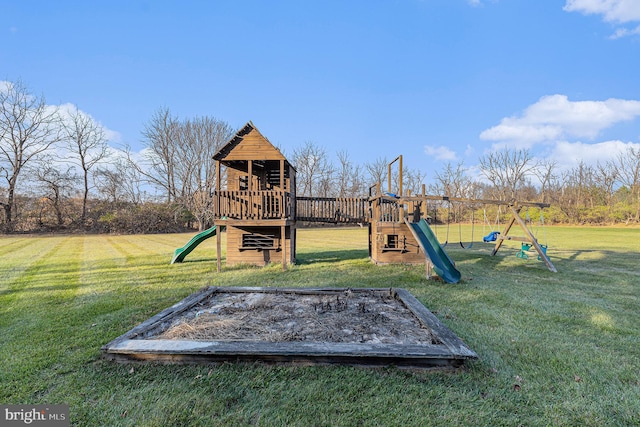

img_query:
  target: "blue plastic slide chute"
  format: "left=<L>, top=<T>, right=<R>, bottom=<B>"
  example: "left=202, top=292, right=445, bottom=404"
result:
left=171, top=225, right=218, bottom=264
left=404, top=218, right=461, bottom=284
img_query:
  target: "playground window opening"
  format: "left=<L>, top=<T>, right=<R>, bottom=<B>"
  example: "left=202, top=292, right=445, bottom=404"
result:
left=385, top=234, right=399, bottom=249
left=241, top=233, right=279, bottom=250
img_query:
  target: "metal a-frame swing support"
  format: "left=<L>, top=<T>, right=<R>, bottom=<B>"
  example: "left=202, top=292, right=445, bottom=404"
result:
left=490, top=202, right=557, bottom=273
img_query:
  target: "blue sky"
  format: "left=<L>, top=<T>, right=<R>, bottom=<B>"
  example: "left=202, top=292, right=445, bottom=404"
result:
left=2, top=0, right=640, bottom=178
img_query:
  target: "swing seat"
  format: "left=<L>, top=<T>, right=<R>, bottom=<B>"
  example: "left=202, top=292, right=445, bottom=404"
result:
left=516, top=243, right=532, bottom=259
left=537, top=244, right=548, bottom=261
left=483, top=231, right=500, bottom=242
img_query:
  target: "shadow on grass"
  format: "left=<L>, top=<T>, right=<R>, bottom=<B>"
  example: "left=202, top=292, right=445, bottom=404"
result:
left=296, top=249, right=369, bottom=265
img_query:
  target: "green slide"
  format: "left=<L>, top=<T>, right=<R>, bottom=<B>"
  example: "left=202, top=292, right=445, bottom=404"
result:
left=404, top=218, right=461, bottom=283
left=171, top=225, right=218, bottom=264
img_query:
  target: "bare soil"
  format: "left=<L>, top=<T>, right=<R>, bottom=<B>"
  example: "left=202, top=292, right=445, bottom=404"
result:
left=153, top=289, right=440, bottom=345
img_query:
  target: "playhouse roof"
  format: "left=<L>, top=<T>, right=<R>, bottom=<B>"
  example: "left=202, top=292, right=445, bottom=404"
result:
left=213, top=121, right=291, bottom=165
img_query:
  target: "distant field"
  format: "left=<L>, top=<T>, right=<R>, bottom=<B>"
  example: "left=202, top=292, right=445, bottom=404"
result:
left=1, top=226, right=639, bottom=426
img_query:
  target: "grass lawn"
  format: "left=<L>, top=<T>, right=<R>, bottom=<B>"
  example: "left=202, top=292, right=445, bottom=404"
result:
left=1, top=226, right=639, bottom=426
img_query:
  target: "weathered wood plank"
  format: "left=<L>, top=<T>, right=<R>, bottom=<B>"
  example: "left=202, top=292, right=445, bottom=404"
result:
left=394, top=289, right=477, bottom=358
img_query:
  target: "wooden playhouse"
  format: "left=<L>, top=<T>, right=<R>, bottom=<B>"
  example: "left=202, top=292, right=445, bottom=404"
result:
left=212, top=122, right=297, bottom=270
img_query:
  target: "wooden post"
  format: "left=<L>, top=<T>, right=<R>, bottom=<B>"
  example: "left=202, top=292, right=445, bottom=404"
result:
left=281, top=224, right=287, bottom=271
left=216, top=226, right=222, bottom=273
left=280, top=159, right=285, bottom=190
left=215, top=160, right=222, bottom=273
left=425, top=259, right=433, bottom=280
left=399, top=155, right=403, bottom=197
left=215, top=160, right=221, bottom=211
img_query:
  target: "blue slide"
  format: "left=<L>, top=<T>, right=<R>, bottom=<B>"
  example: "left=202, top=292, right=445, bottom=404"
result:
left=171, top=225, right=218, bottom=264
left=404, top=218, right=461, bottom=283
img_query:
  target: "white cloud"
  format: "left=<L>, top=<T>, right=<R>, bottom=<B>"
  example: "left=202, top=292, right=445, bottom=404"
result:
left=467, top=0, right=482, bottom=6
left=424, top=145, right=457, bottom=161
left=547, top=140, right=640, bottom=170
left=2, top=83, right=121, bottom=144
left=464, top=144, right=475, bottom=157
left=480, top=94, right=640, bottom=145
left=610, top=24, right=640, bottom=39
left=564, top=0, right=640, bottom=23
left=564, top=0, right=640, bottom=38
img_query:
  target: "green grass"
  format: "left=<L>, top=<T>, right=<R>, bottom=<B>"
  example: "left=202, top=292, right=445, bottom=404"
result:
left=1, top=226, right=639, bottom=426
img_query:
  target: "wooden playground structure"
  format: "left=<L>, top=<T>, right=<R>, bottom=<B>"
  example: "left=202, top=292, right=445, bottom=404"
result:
left=174, top=122, right=557, bottom=281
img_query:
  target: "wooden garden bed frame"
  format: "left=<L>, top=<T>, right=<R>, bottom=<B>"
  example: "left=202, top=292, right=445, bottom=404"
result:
left=102, top=287, right=477, bottom=369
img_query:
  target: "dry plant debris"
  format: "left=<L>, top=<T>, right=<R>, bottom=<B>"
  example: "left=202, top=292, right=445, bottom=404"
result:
left=152, top=290, right=440, bottom=345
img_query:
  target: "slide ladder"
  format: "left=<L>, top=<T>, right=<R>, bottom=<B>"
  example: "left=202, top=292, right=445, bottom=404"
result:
left=404, top=218, right=461, bottom=283
left=171, top=225, right=218, bottom=264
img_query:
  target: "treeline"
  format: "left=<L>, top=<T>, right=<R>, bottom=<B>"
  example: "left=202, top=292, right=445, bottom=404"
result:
left=2, top=80, right=640, bottom=234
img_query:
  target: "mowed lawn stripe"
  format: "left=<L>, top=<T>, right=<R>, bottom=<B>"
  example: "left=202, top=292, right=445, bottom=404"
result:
left=0, top=236, right=67, bottom=294
left=0, top=236, right=83, bottom=400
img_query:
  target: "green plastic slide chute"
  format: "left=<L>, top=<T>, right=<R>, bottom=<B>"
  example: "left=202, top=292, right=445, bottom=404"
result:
left=404, top=218, right=461, bottom=284
left=170, top=225, right=218, bottom=264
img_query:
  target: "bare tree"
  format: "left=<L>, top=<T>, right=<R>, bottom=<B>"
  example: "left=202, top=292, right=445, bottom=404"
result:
left=0, top=80, right=62, bottom=229
left=62, top=106, right=110, bottom=224
left=594, top=160, right=618, bottom=212
left=94, top=158, right=142, bottom=205
left=336, top=150, right=352, bottom=197
left=335, top=150, right=367, bottom=197
left=533, top=159, right=557, bottom=204
left=616, top=146, right=640, bottom=221
left=33, top=160, right=77, bottom=226
left=432, top=162, right=471, bottom=198
left=137, top=107, right=179, bottom=202
left=478, top=148, right=536, bottom=201
left=403, top=167, right=428, bottom=196
left=291, top=141, right=331, bottom=198
left=174, top=116, right=234, bottom=230
left=365, top=157, right=388, bottom=195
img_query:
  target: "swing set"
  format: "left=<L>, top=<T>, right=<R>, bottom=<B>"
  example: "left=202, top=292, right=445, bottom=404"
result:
left=376, top=155, right=557, bottom=274
left=427, top=197, right=556, bottom=273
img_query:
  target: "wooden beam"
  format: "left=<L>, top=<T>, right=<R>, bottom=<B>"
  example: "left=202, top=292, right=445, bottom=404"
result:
left=491, top=206, right=519, bottom=256
left=397, top=195, right=550, bottom=208
left=491, top=204, right=557, bottom=273
left=506, top=205, right=557, bottom=273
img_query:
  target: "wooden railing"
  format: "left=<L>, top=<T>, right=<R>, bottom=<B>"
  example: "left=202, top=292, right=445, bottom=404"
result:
left=214, top=190, right=292, bottom=220
left=369, top=198, right=403, bottom=223
left=296, top=197, right=369, bottom=223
